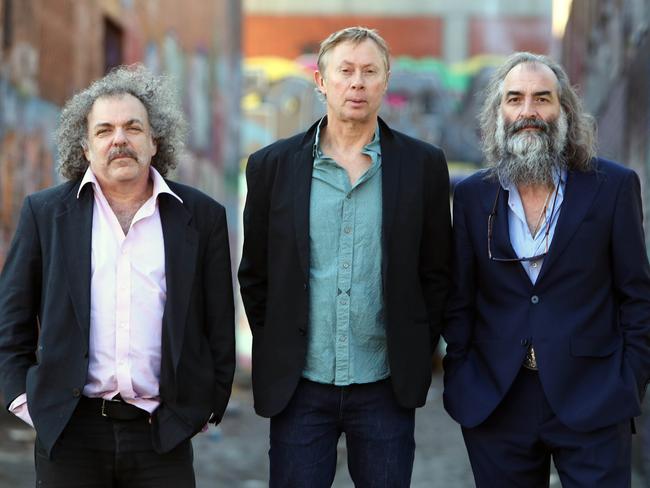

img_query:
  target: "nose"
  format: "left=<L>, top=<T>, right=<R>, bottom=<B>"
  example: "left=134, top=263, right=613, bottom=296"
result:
left=112, top=127, right=128, bottom=145
left=350, top=70, right=365, bottom=89
left=519, top=97, right=538, bottom=119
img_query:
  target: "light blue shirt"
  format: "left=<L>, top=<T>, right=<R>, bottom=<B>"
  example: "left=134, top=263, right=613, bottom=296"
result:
left=501, top=169, right=566, bottom=284
left=303, top=118, right=389, bottom=385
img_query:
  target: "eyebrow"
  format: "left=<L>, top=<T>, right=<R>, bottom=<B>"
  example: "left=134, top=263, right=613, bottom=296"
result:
left=505, top=90, right=553, bottom=98
left=339, top=60, right=379, bottom=68
left=92, top=119, right=143, bottom=129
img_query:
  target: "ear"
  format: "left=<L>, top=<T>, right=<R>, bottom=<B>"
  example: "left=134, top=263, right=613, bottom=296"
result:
left=314, top=70, right=326, bottom=96
left=150, top=136, right=157, bottom=157
left=82, top=142, right=91, bottom=162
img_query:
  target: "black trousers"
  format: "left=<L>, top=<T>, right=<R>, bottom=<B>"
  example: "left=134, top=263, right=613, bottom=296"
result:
left=34, top=397, right=195, bottom=488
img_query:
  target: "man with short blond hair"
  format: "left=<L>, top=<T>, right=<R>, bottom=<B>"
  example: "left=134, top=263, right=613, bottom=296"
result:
left=239, top=26, right=451, bottom=486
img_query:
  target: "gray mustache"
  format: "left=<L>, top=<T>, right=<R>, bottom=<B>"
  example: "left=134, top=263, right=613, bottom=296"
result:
left=108, top=148, right=138, bottom=162
left=508, top=118, right=549, bottom=135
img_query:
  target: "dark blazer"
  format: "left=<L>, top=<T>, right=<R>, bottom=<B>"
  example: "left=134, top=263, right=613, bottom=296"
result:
left=443, top=158, right=650, bottom=432
left=0, top=179, right=236, bottom=456
left=238, top=117, right=451, bottom=417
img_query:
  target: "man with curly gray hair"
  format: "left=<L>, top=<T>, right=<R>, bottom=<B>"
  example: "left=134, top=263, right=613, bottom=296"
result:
left=0, top=65, right=235, bottom=487
left=443, top=52, right=650, bottom=487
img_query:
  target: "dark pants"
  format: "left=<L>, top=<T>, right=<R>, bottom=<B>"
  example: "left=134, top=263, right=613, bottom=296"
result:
left=269, top=378, right=415, bottom=488
left=34, top=397, right=195, bottom=488
left=462, top=368, right=632, bottom=488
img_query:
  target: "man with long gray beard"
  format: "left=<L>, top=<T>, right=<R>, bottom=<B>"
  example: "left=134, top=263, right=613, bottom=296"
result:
left=443, top=52, right=650, bottom=486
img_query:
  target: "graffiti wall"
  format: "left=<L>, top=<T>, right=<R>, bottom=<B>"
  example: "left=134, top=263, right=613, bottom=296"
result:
left=0, top=0, right=241, bottom=269
left=0, top=77, right=60, bottom=269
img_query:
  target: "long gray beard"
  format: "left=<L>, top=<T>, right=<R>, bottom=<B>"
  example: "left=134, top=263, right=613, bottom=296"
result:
left=494, top=109, right=568, bottom=186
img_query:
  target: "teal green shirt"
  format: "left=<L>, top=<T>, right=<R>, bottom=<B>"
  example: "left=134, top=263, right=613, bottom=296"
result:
left=303, top=118, right=389, bottom=385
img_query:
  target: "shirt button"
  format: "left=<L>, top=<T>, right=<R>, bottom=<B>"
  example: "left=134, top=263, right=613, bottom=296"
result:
left=531, top=262, right=538, bottom=268
left=344, top=227, right=352, bottom=234
left=520, top=338, right=529, bottom=347
left=342, top=263, right=349, bottom=269
left=340, top=297, right=348, bottom=305
left=72, top=388, right=81, bottom=398
left=339, top=336, right=347, bottom=342
left=531, top=295, right=539, bottom=304
left=346, top=194, right=351, bottom=199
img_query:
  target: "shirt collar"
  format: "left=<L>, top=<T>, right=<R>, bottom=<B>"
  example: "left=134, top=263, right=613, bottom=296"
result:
left=77, top=166, right=183, bottom=203
left=313, top=116, right=381, bottom=160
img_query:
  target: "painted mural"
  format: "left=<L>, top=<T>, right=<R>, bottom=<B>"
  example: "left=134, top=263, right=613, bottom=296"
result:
left=0, top=78, right=60, bottom=270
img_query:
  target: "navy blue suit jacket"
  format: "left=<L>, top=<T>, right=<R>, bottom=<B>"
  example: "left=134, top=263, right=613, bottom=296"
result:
left=443, top=158, right=650, bottom=432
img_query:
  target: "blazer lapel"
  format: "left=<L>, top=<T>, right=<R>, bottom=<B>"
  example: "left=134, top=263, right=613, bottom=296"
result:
left=482, top=180, right=519, bottom=261
left=159, top=195, right=199, bottom=371
left=379, top=122, right=400, bottom=263
left=57, top=183, right=93, bottom=342
left=293, top=135, right=315, bottom=283
left=537, top=168, right=603, bottom=281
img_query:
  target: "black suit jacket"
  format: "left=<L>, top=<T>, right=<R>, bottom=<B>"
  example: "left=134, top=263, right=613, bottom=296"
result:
left=0, top=179, right=235, bottom=455
left=443, top=159, right=650, bottom=431
left=238, top=118, right=451, bottom=417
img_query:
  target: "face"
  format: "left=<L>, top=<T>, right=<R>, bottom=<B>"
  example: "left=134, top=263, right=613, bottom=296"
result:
left=500, top=62, right=561, bottom=129
left=84, top=93, right=157, bottom=190
left=494, top=63, right=568, bottom=186
left=315, top=39, right=389, bottom=124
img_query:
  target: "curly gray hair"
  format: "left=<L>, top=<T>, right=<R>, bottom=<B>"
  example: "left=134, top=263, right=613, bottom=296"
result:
left=57, top=64, right=187, bottom=180
left=479, top=52, right=596, bottom=172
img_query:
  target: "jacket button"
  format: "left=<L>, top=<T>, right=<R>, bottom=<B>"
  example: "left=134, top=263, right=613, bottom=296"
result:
left=520, top=338, right=529, bottom=347
left=531, top=295, right=539, bottom=304
left=72, top=388, right=81, bottom=398
left=303, top=283, right=308, bottom=291
left=298, top=328, right=306, bottom=336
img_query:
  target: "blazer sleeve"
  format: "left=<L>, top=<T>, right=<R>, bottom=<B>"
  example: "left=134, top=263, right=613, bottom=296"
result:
left=611, top=170, right=650, bottom=399
left=238, top=152, right=270, bottom=330
left=0, top=196, right=41, bottom=407
left=420, top=147, right=452, bottom=348
left=442, top=181, right=476, bottom=377
left=203, top=205, right=236, bottom=423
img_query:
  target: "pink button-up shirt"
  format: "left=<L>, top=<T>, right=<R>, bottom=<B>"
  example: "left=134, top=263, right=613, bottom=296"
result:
left=10, top=167, right=181, bottom=426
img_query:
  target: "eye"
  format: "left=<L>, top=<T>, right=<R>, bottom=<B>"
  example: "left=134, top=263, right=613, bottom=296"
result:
left=127, top=126, right=143, bottom=133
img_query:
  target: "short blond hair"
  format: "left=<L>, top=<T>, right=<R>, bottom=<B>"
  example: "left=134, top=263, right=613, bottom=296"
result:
left=317, top=26, right=390, bottom=76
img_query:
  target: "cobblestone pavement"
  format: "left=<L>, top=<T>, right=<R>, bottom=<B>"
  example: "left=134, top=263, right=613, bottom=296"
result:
left=0, top=373, right=646, bottom=487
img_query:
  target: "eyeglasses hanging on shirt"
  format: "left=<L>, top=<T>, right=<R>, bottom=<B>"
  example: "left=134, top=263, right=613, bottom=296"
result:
left=487, top=183, right=560, bottom=263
